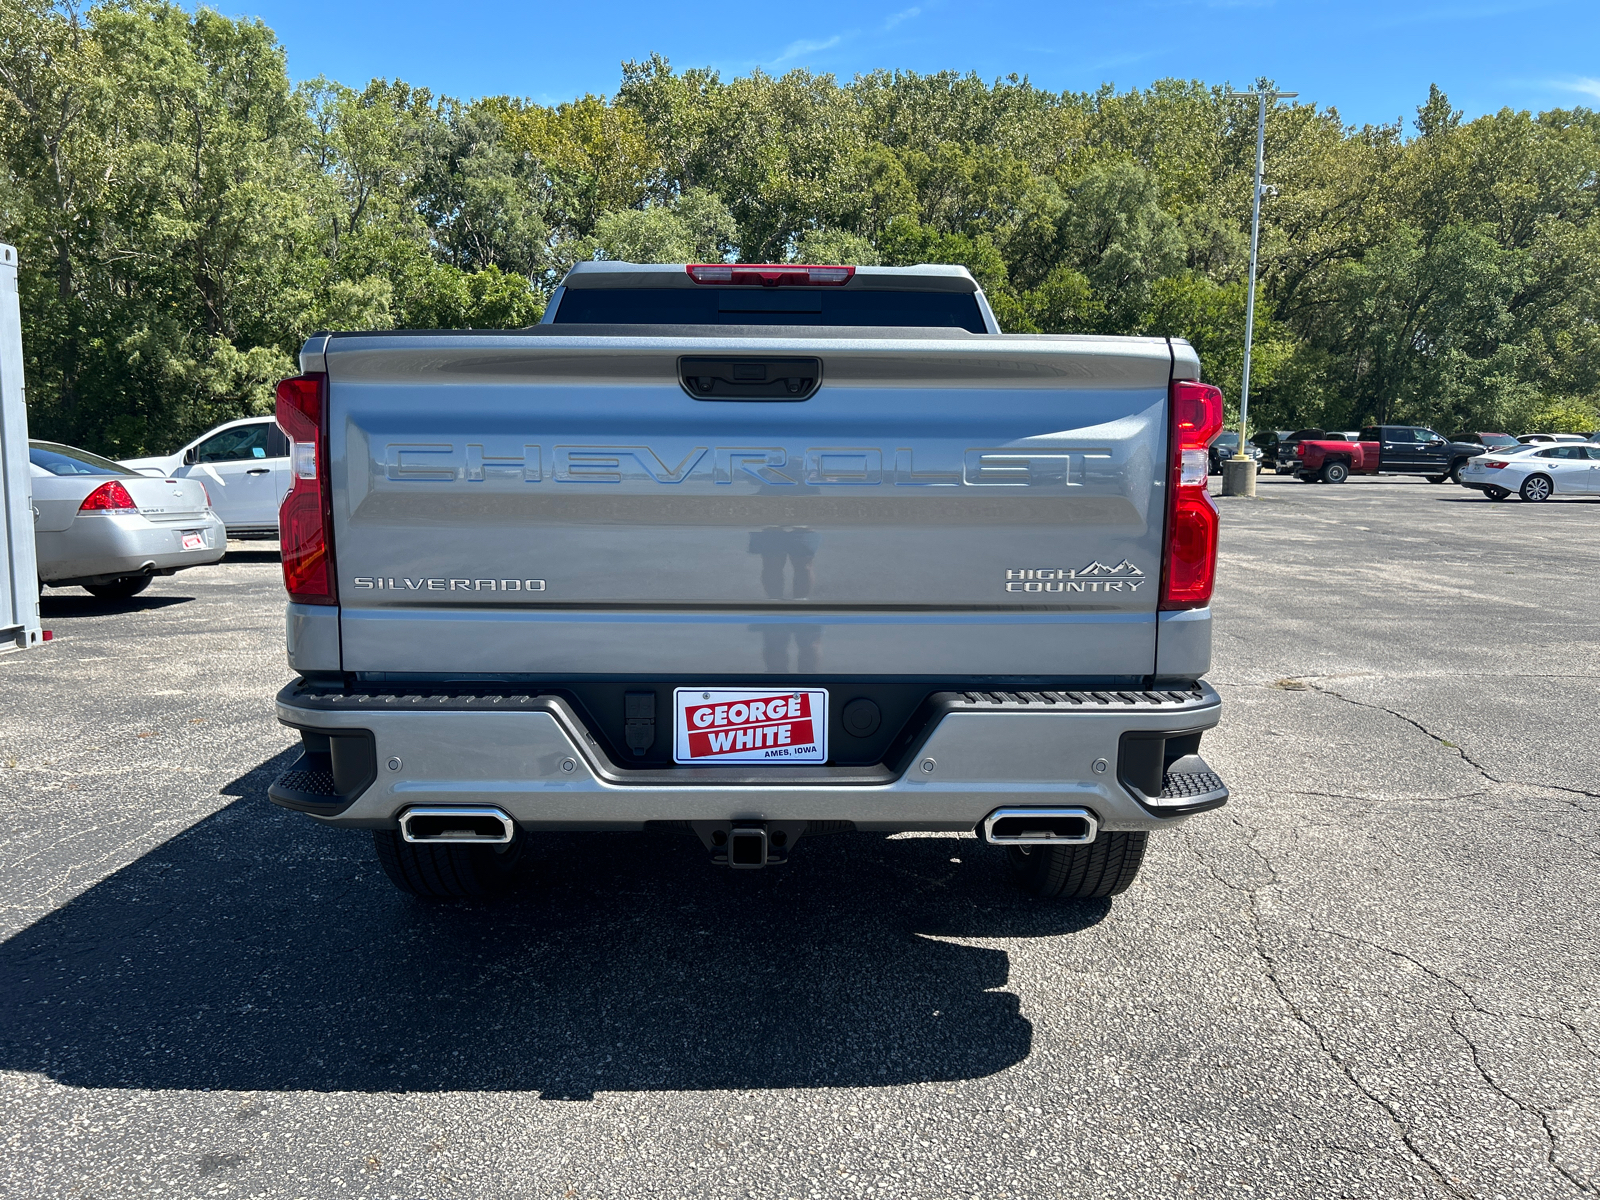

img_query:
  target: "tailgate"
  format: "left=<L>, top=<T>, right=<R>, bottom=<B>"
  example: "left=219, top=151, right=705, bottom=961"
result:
left=325, top=332, right=1178, bottom=678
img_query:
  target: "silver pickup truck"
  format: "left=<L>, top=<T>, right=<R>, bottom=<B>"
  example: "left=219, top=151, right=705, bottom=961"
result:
left=268, top=262, right=1229, bottom=902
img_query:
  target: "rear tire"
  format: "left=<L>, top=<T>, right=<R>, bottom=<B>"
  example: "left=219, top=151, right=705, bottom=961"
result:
left=1007, top=832, right=1147, bottom=899
left=1319, top=461, right=1350, bottom=484
left=372, top=829, right=527, bottom=899
left=1485, top=485, right=1509, bottom=500
left=1448, top=460, right=1467, bottom=485
left=83, top=576, right=151, bottom=600
left=1425, top=474, right=1447, bottom=484
left=1520, top=474, right=1553, bottom=502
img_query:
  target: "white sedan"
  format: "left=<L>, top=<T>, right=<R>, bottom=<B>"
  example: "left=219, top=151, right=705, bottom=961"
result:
left=1458, top=442, right=1600, bottom=501
left=120, top=416, right=289, bottom=536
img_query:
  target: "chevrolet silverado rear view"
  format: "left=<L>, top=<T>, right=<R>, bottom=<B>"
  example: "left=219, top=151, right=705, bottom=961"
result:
left=268, top=262, right=1230, bottom=900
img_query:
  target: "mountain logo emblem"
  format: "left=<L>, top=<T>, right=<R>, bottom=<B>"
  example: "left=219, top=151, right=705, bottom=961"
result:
left=1074, top=560, right=1144, bottom=577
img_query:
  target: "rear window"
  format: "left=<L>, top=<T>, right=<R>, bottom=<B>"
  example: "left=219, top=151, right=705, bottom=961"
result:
left=29, top=442, right=137, bottom=477
left=552, top=287, right=988, bottom=332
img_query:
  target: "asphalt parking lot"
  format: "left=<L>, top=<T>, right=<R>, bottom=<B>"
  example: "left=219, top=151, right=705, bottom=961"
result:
left=1, top=473, right=1597, bottom=1200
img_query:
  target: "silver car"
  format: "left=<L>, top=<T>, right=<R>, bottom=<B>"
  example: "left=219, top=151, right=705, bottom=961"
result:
left=31, top=441, right=226, bottom=599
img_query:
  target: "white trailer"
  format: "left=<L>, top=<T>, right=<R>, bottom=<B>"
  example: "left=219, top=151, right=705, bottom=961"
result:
left=0, top=243, right=43, bottom=652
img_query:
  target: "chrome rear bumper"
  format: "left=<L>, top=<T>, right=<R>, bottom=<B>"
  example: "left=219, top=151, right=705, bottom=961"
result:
left=272, top=681, right=1226, bottom=833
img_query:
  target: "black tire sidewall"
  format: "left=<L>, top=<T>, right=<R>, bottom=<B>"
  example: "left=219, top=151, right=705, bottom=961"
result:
left=1005, top=832, right=1147, bottom=900
left=84, top=576, right=152, bottom=600
left=372, top=828, right=527, bottom=899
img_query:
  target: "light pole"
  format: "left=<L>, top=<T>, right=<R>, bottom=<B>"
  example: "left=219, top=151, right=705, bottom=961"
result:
left=1220, top=85, right=1295, bottom=498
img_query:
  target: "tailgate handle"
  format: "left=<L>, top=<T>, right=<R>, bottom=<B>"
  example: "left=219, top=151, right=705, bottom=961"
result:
left=679, top=356, right=821, bottom=402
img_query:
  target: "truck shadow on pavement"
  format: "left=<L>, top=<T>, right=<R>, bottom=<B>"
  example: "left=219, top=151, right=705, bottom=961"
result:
left=38, top=593, right=193, bottom=618
left=0, top=752, right=1110, bottom=1098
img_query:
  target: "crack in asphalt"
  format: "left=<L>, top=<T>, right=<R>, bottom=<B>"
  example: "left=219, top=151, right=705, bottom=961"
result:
left=1186, top=806, right=1600, bottom=1198
left=1302, top=682, right=1600, bottom=807
left=1182, top=818, right=1472, bottom=1199
left=1285, top=788, right=1491, bottom=804
left=1309, top=926, right=1600, bottom=1197
left=1251, top=673, right=1597, bottom=683
left=1281, top=788, right=1600, bottom=864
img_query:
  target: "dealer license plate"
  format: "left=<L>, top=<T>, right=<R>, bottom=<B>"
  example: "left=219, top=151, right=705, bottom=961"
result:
left=673, top=688, right=828, bottom=765
left=181, top=532, right=205, bottom=550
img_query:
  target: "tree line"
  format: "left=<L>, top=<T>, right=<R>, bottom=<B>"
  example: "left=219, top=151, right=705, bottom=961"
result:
left=3, top=1, right=1597, bottom=456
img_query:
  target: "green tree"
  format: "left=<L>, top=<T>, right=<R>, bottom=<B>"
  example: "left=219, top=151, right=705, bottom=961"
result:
left=6, top=26, right=1600, bottom=453
left=589, top=187, right=736, bottom=264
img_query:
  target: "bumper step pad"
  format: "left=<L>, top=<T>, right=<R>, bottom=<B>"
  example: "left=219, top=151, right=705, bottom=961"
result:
left=1161, top=769, right=1226, bottom=800
left=268, top=755, right=350, bottom=817
left=1139, top=758, right=1229, bottom=816
left=955, top=686, right=1205, bottom=709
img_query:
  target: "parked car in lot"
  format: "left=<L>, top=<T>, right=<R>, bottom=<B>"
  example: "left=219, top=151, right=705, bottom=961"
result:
left=1206, top=431, right=1263, bottom=474
left=1267, top=428, right=1330, bottom=474
left=1251, top=430, right=1294, bottom=471
left=1458, top=443, right=1600, bottom=501
left=120, top=416, right=288, bottom=536
left=1288, top=426, right=1484, bottom=484
left=1452, top=431, right=1519, bottom=452
left=31, top=441, right=225, bottom=598
left=1515, top=433, right=1588, bottom=445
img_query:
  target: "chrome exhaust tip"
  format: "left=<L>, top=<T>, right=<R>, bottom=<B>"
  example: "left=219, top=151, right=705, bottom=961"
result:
left=983, top=807, right=1098, bottom=846
left=398, top=806, right=515, bottom=845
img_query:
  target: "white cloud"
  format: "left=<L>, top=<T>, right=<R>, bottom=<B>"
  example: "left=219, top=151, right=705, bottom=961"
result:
left=770, top=34, right=845, bottom=66
left=1556, top=77, right=1600, bottom=100
left=883, top=6, right=921, bottom=29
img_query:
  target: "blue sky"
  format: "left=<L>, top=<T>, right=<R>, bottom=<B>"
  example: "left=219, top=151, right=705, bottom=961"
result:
left=233, top=0, right=1597, bottom=129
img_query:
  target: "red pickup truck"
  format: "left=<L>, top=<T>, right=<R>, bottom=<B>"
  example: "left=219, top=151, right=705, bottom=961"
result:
left=1288, top=425, right=1485, bottom=484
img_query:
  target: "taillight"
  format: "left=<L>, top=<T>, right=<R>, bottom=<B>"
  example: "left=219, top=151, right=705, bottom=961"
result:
left=274, top=373, right=336, bottom=605
left=1484, top=460, right=1509, bottom=470
left=79, top=481, right=137, bottom=512
left=1161, top=379, right=1224, bottom=611
left=685, top=264, right=854, bottom=287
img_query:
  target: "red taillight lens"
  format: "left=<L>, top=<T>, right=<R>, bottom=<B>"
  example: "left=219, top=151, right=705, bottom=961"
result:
left=274, top=373, right=336, bottom=605
left=1171, top=380, right=1225, bottom=447
left=1161, top=380, right=1224, bottom=611
left=79, top=481, right=137, bottom=512
left=1165, top=492, right=1220, bottom=605
left=1484, top=460, right=1509, bottom=470
left=685, top=264, right=855, bottom=287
